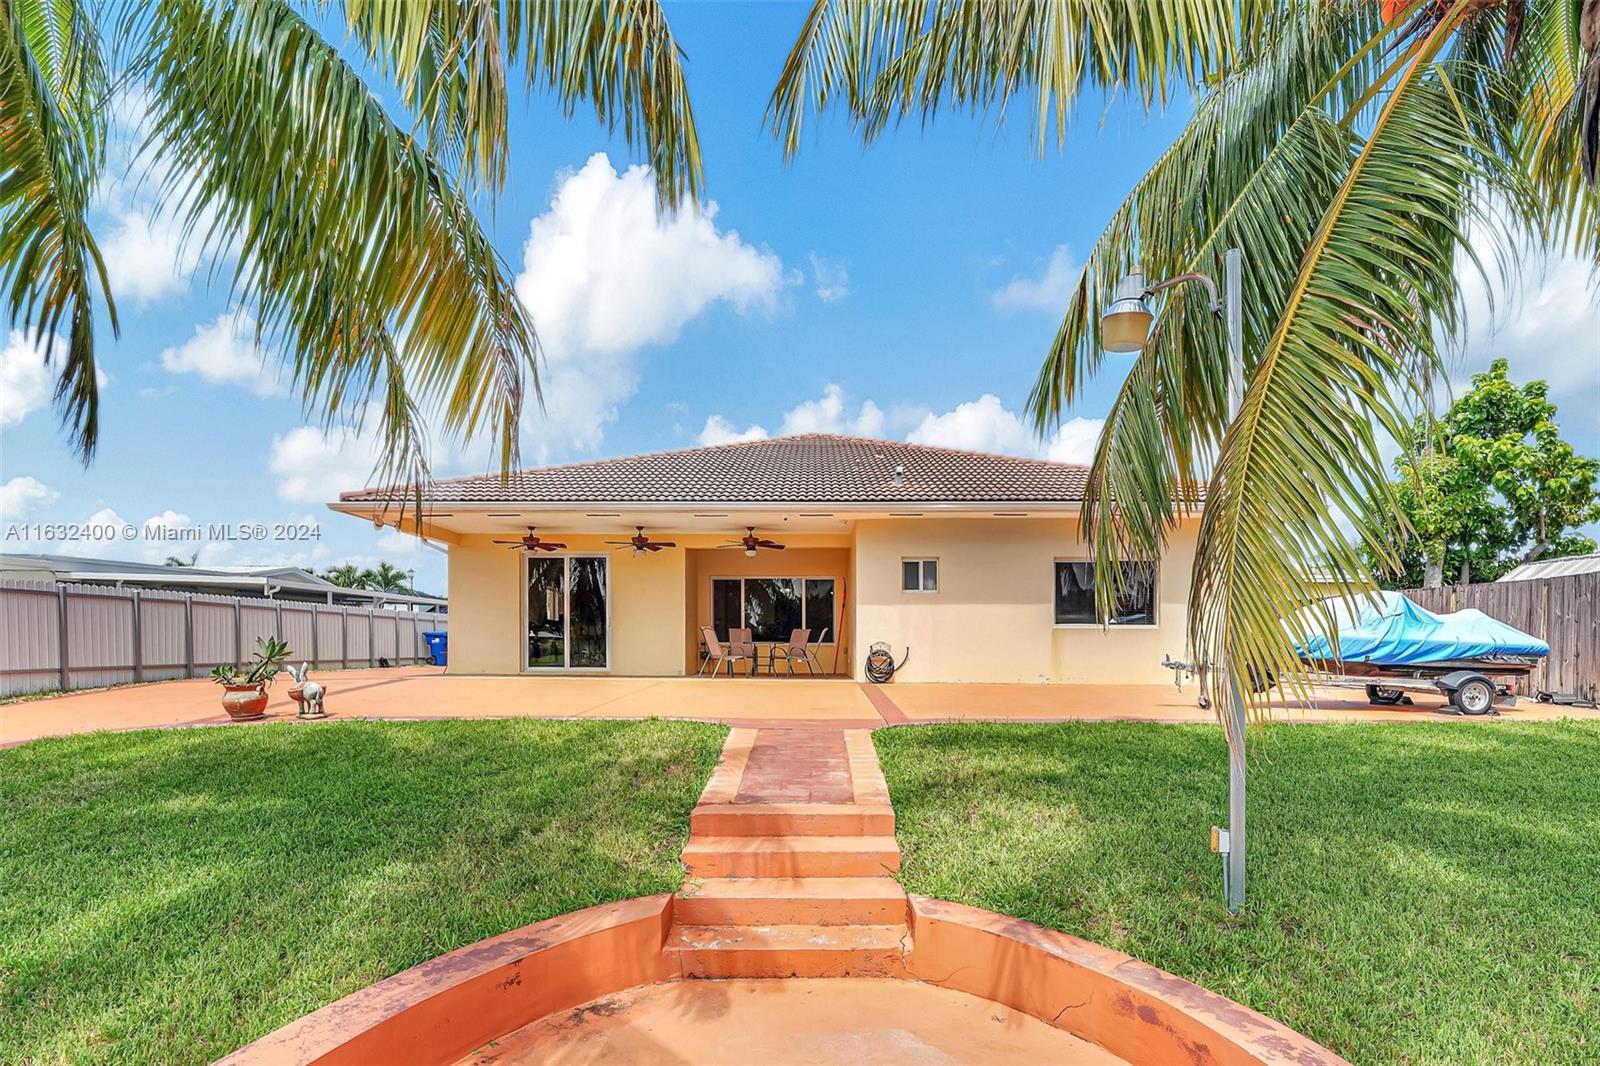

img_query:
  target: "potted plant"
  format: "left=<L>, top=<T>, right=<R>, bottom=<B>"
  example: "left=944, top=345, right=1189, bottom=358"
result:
left=210, top=637, right=290, bottom=721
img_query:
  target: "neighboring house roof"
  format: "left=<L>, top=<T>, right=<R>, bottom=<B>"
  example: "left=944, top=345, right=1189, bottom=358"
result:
left=1497, top=552, right=1600, bottom=582
left=338, top=433, right=1098, bottom=506
left=0, top=552, right=446, bottom=607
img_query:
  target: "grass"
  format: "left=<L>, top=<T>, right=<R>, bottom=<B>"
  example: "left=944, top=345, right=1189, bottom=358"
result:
left=0, top=718, right=726, bottom=1065
left=875, top=720, right=1600, bottom=1066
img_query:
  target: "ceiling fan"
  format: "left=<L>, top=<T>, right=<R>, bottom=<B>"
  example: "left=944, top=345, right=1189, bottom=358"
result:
left=605, top=527, right=677, bottom=554
left=493, top=527, right=567, bottom=552
left=720, top=527, right=786, bottom=557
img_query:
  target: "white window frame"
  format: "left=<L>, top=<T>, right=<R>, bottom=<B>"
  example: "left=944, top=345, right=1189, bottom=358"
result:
left=709, top=576, right=838, bottom=643
left=1051, top=558, right=1159, bottom=629
left=521, top=552, right=613, bottom=672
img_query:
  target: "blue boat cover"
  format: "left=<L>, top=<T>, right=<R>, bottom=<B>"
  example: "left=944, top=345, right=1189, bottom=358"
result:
left=1298, top=591, right=1549, bottom=665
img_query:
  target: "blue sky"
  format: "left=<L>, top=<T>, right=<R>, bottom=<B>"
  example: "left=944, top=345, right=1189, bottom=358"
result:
left=2, top=4, right=1595, bottom=593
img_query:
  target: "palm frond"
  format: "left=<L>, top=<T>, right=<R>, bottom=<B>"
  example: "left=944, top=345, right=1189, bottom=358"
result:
left=0, top=0, right=115, bottom=460
left=1027, top=3, right=1377, bottom=609
left=767, top=0, right=1256, bottom=160
left=129, top=0, right=536, bottom=489
left=346, top=0, right=703, bottom=209
left=1193, top=10, right=1512, bottom=715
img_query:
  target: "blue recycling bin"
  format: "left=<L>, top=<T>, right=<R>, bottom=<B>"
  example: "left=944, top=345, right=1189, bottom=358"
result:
left=421, top=631, right=448, bottom=667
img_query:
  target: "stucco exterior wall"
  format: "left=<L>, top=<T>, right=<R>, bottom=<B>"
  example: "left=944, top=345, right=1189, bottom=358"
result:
left=446, top=520, right=1195, bottom=683
left=447, top=534, right=688, bottom=676
left=850, top=517, right=1198, bottom=684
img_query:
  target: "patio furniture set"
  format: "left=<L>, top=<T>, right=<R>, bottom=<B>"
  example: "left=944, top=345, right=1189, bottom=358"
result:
left=698, top=626, right=832, bottom=677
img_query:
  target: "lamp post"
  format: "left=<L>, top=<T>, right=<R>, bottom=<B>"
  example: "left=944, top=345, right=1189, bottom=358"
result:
left=1100, top=248, right=1248, bottom=913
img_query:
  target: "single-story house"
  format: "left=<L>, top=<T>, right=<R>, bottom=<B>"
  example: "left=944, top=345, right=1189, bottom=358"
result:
left=330, top=434, right=1198, bottom=684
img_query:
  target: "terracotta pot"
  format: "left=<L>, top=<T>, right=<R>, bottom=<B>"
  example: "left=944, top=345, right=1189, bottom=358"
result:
left=287, top=683, right=306, bottom=706
left=221, top=684, right=269, bottom=721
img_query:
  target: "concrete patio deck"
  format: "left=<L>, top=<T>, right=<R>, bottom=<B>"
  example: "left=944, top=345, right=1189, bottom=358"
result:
left=4, top=665, right=1585, bottom=747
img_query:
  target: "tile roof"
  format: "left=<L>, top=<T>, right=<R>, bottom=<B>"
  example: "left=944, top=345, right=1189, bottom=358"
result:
left=338, top=434, right=1093, bottom=505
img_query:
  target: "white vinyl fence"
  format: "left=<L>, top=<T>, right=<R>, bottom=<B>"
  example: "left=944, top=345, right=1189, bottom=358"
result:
left=0, top=580, right=447, bottom=697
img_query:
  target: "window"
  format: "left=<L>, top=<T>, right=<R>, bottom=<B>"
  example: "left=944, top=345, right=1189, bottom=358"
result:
left=901, top=559, right=938, bottom=592
left=1054, top=561, right=1156, bottom=626
left=711, top=578, right=836, bottom=642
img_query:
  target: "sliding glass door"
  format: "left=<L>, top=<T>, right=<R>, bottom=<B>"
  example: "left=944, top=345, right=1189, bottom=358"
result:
left=526, top=555, right=608, bottom=670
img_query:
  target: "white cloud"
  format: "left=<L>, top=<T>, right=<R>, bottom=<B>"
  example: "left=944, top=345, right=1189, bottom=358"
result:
left=101, top=208, right=204, bottom=304
left=95, top=89, right=212, bottom=304
left=699, top=385, right=1104, bottom=463
left=269, top=421, right=384, bottom=504
left=0, top=475, right=58, bottom=519
left=697, top=414, right=770, bottom=446
left=0, top=329, right=55, bottom=428
left=374, top=530, right=424, bottom=555
left=514, top=153, right=785, bottom=461
left=158, top=309, right=283, bottom=396
left=992, top=245, right=1078, bottom=313
left=696, top=384, right=887, bottom=446
left=1454, top=239, right=1600, bottom=427
left=779, top=384, right=884, bottom=437
left=907, top=393, right=1103, bottom=463
left=809, top=253, right=851, bottom=302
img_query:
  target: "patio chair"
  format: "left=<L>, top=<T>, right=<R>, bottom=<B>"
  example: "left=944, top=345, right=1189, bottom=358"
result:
left=770, top=629, right=815, bottom=676
left=702, top=626, right=756, bottom=678
left=807, top=627, right=831, bottom=675
left=727, top=628, right=758, bottom=676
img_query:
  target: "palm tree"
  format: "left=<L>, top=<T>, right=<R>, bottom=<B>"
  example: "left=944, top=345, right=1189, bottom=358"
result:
left=361, top=562, right=412, bottom=594
left=320, top=563, right=365, bottom=588
left=773, top=0, right=1599, bottom=713
left=2, top=0, right=702, bottom=486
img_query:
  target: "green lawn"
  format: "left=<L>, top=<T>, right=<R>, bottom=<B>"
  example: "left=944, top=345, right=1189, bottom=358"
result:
left=875, top=720, right=1600, bottom=1066
left=0, top=719, right=726, bottom=1065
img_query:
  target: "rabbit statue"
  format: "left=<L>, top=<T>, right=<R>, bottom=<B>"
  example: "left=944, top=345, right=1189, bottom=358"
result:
left=287, top=662, right=327, bottom=719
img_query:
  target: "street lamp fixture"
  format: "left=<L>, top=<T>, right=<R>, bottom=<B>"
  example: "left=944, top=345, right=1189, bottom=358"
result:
left=1099, top=249, right=1249, bottom=914
left=1098, top=269, right=1223, bottom=353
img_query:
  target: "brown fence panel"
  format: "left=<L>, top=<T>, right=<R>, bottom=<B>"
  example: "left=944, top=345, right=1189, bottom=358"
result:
left=1400, top=572, right=1598, bottom=699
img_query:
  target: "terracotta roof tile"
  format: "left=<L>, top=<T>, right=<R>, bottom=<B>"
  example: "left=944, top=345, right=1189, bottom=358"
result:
left=338, top=433, right=1092, bottom=505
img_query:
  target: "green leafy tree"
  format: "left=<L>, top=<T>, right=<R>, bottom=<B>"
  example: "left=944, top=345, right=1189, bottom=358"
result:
left=775, top=0, right=1600, bottom=710
left=1379, top=359, right=1600, bottom=587
left=2, top=0, right=702, bottom=483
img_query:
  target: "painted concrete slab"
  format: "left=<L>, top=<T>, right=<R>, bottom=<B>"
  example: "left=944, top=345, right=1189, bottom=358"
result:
left=454, top=978, right=1127, bottom=1066
left=4, top=666, right=1585, bottom=747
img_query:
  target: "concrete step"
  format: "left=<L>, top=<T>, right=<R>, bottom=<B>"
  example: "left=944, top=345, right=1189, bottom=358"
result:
left=677, top=877, right=908, bottom=926
left=670, top=923, right=909, bottom=978
left=690, top=802, right=895, bottom=837
left=682, top=835, right=901, bottom=879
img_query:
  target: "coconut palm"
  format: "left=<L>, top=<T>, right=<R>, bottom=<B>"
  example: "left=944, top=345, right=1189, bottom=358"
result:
left=320, top=563, right=366, bottom=588
left=361, top=562, right=412, bottom=594
left=773, top=0, right=1599, bottom=712
left=1, top=0, right=701, bottom=487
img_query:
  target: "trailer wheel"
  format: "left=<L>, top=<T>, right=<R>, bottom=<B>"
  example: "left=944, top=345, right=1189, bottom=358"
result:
left=1450, top=677, right=1495, bottom=716
left=1365, top=684, right=1406, bottom=705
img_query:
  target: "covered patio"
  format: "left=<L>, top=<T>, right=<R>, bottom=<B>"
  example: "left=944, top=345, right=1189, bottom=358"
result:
left=3, top=666, right=1581, bottom=747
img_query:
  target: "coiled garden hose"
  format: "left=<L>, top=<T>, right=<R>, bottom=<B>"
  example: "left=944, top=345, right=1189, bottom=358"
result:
left=865, top=642, right=909, bottom=683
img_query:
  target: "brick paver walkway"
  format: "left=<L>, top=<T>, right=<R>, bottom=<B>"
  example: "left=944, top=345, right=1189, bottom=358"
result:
left=673, top=728, right=906, bottom=977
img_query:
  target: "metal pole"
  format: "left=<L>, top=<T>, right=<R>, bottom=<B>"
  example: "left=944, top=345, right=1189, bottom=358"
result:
left=184, top=593, right=195, bottom=677
left=56, top=586, right=70, bottom=691
left=131, top=589, right=144, bottom=683
left=1223, top=246, right=1248, bottom=913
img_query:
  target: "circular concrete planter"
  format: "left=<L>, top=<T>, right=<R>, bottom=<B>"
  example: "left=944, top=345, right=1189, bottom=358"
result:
left=220, top=895, right=1346, bottom=1066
